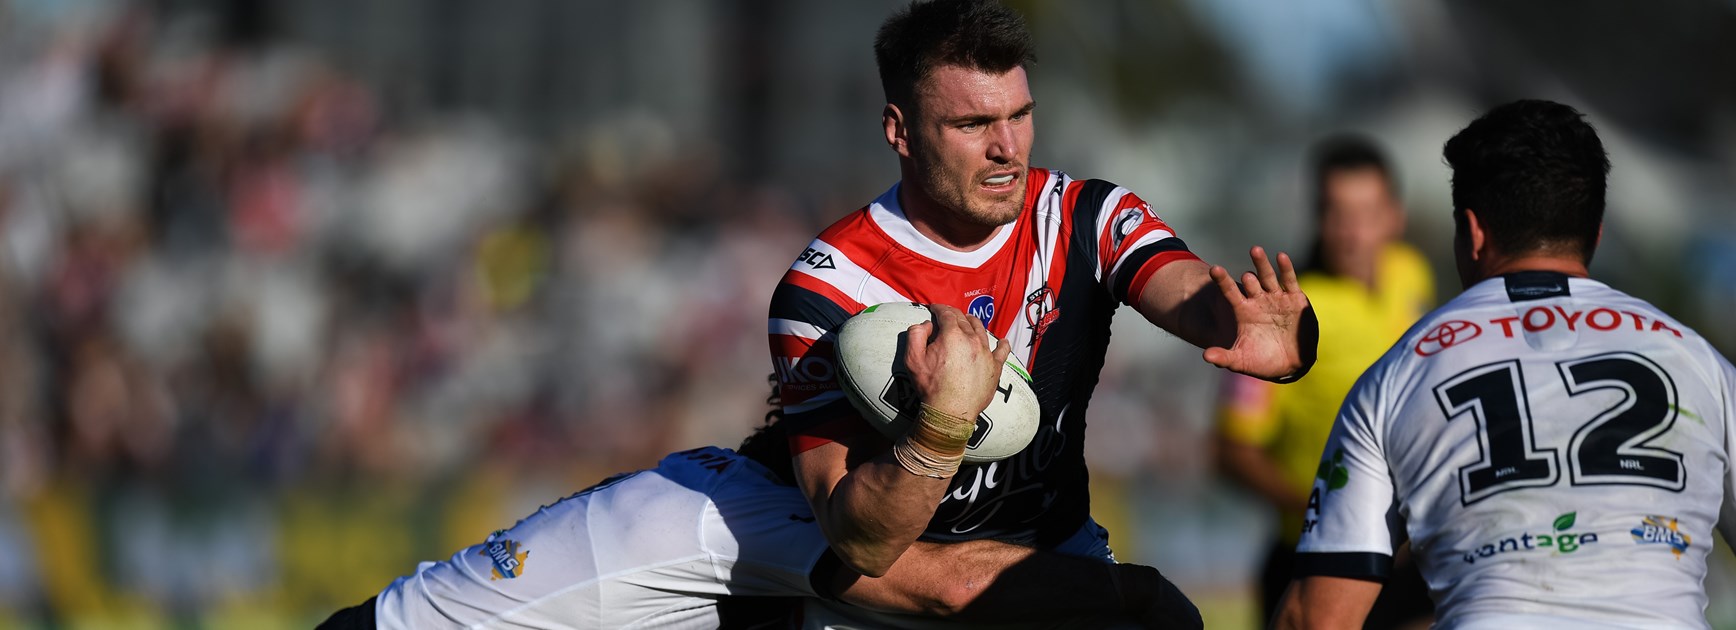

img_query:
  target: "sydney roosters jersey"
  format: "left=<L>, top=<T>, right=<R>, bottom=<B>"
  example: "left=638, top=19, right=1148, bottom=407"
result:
left=762, top=168, right=1198, bottom=545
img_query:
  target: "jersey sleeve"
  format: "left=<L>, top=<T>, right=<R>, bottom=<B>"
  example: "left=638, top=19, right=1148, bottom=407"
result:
left=1294, top=365, right=1401, bottom=581
left=768, top=263, right=875, bottom=454
left=1718, top=353, right=1736, bottom=547
left=1077, top=183, right=1199, bottom=305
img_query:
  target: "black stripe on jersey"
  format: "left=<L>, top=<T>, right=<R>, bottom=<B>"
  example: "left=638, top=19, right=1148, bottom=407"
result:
left=1070, top=179, right=1122, bottom=274
left=1503, top=270, right=1572, bottom=302
left=754, top=282, right=857, bottom=482
left=768, top=282, right=856, bottom=331
left=1292, top=551, right=1393, bottom=581
left=1109, top=238, right=1191, bottom=304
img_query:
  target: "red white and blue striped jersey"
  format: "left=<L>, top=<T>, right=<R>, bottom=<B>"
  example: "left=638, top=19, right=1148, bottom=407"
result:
left=760, top=168, right=1198, bottom=545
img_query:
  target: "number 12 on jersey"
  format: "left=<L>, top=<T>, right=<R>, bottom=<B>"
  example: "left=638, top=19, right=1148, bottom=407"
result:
left=1434, top=352, right=1685, bottom=506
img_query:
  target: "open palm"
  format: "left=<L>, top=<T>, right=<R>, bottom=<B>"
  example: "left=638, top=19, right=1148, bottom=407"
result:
left=1203, top=247, right=1318, bottom=383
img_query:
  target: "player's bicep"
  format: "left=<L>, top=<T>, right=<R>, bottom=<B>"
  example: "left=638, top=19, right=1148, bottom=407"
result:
left=1083, top=187, right=1200, bottom=305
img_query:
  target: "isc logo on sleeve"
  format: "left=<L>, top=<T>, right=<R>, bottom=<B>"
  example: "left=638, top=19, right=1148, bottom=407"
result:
left=796, top=248, right=836, bottom=270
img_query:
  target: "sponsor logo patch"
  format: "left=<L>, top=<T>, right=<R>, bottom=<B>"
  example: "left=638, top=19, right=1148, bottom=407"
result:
left=1301, top=449, right=1349, bottom=536
left=1111, top=207, right=1143, bottom=250
left=1631, top=515, right=1691, bottom=559
left=968, top=295, right=995, bottom=327
left=796, top=247, right=836, bottom=270
left=1460, top=511, right=1598, bottom=564
left=774, top=355, right=836, bottom=384
left=481, top=537, right=530, bottom=580
left=1415, top=320, right=1482, bottom=356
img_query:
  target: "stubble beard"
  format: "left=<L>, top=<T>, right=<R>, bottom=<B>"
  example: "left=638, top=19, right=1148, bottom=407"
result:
left=917, top=165, right=1027, bottom=229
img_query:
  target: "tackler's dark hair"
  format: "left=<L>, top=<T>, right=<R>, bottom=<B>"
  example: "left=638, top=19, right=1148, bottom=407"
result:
left=1443, top=99, right=1610, bottom=263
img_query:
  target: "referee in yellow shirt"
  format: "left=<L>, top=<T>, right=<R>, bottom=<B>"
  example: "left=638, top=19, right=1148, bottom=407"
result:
left=1215, top=136, right=1435, bottom=629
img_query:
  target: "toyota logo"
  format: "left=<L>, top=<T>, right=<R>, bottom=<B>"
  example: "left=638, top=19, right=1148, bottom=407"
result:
left=1415, top=320, right=1482, bottom=356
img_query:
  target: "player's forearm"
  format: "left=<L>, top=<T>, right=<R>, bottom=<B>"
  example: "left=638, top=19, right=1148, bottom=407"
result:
left=833, top=540, right=1131, bottom=621
left=806, top=451, right=953, bottom=577
left=1273, top=576, right=1381, bottom=630
left=1137, top=260, right=1236, bottom=350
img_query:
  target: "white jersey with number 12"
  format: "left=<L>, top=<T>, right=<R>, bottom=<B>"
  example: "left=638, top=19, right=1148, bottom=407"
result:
left=1297, top=272, right=1736, bottom=629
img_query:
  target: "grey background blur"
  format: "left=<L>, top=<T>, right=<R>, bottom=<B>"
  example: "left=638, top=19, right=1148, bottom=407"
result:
left=0, top=0, right=1732, bottom=627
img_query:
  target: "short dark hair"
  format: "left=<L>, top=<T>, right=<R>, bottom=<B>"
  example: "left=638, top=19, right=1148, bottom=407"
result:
left=1311, top=134, right=1396, bottom=217
left=1443, top=99, right=1610, bottom=262
left=873, top=0, right=1036, bottom=109
left=1303, top=134, right=1398, bottom=274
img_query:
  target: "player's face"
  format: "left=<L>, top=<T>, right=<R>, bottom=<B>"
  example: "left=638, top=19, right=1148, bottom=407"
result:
left=904, top=65, right=1035, bottom=227
left=1319, top=168, right=1399, bottom=281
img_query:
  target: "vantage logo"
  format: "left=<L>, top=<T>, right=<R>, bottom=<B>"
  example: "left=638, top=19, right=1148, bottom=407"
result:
left=1461, top=512, right=1599, bottom=564
left=1300, top=449, right=1349, bottom=536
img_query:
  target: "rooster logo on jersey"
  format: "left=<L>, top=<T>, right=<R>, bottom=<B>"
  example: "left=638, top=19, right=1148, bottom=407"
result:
left=1024, top=285, right=1059, bottom=348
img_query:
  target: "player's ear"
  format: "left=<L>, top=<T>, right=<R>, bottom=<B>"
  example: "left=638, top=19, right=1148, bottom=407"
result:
left=1463, top=208, right=1489, bottom=262
left=884, top=103, right=911, bottom=159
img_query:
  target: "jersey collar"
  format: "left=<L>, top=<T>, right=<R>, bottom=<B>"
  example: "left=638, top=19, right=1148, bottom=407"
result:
left=868, top=182, right=1016, bottom=268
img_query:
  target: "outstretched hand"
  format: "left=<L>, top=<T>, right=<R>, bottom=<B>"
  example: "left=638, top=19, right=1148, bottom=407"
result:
left=1202, top=247, right=1317, bottom=383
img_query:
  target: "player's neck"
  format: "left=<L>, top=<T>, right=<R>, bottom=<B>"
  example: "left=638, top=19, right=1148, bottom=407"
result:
left=896, top=182, right=1002, bottom=252
left=1476, top=255, right=1590, bottom=284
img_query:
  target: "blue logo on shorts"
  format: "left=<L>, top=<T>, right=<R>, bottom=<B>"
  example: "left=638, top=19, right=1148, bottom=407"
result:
left=968, top=295, right=995, bottom=326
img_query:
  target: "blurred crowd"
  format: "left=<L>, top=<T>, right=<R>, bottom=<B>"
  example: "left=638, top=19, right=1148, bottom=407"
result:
left=1, top=1, right=1733, bottom=628
left=0, top=5, right=835, bottom=626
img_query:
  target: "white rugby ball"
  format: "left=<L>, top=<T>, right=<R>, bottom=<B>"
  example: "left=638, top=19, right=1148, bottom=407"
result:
left=835, top=302, right=1041, bottom=463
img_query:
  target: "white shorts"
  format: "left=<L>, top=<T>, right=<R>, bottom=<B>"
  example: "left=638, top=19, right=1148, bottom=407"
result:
left=375, top=446, right=830, bottom=629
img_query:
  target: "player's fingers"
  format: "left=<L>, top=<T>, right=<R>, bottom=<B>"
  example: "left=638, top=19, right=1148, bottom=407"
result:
left=1202, top=346, right=1234, bottom=370
left=1210, top=265, right=1244, bottom=305
left=926, top=303, right=955, bottom=323
left=927, top=305, right=967, bottom=337
left=905, top=322, right=932, bottom=361
left=1250, top=246, right=1280, bottom=293
left=1277, top=251, right=1301, bottom=293
left=992, top=337, right=1012, bottom=366
left=965, top=308, right=990, bottom=338
left=1241, top=271, right=1263, bottom=298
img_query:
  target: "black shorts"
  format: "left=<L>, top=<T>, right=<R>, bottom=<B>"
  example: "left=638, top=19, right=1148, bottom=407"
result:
left=317, top=596, right=376, bottom=630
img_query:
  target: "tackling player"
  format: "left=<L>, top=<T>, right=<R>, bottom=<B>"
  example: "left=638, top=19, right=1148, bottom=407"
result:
left=319, top=306, right=1192, bottom=629
left=1277, top=100, right=1736, bottom=629
left=756, top=0, right=1316, bottom=626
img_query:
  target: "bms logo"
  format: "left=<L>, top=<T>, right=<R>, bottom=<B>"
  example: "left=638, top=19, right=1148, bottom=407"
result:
left=968, top=295, right=995, bottom=327
left=480, top=537, right=530, bottom=580
left=1461, top=512, right=1598, bottom=564
left=1631, top=515, right=1691, bottom=559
